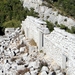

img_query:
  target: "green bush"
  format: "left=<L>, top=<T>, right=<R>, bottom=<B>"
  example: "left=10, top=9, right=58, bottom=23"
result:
left=0, top=0, right=39, bottom=35
left=46, top=20, right=54, bottom=32
left=40, top=50, right=43, bottom=53
left=60, top=24, right=68, bottom=30
left=56, top=24, right=60, bottom=27
left=3, top=19, right=21, bottom=28
left=59, top=24, right=75, bottom=34
left=71, top=26, right=75, bottom=34
left=55, top=21, right=57, bottom=24
left=66, top=28, right=72, bottom=33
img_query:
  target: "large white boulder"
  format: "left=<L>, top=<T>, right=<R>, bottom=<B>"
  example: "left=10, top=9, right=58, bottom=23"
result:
left=30, top=70, right=38, bottom=75
left=41, top=66, right=49, bottom=72
left=17, top=65, right=25, bottom=70
left=11, top=63, right=18, bottom=70
left=28, top=61, right=40, bottom=69
left=24, top=72, right=30, bottom=75
left=57, top=72, right=64, bottom=75
left=20, top=47, right=25, bottom=53
left=40, top=71, right=48, bottom=75
left=48, top=72, right=53, bottom=75
left=55, top=70, right=61, bottom=74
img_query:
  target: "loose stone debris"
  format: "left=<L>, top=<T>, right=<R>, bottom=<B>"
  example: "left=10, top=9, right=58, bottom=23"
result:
left=0, top=27, right=65, bottom=75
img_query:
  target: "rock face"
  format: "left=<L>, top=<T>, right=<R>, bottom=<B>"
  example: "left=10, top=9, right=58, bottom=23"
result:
left=21, top=16, right=49, bottom=50
left=21, top=16, right=75, bottom=75
left=44, top=27, right=75, bottom=75
left=21, top=0, right=75, bottom=28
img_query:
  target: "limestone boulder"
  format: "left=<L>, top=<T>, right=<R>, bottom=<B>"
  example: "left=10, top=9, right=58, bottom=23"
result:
left=28, top=61, right=40, bottom=69
left=48, top=72, right=53, bottom=75
left=20, top=47, right=25, bottom=53
left=51, top=63, right=60, bottom=71
left=41, top=66, right=49, bottom=72
left=57, top=72, right=64, bottom=75
left=55, top=70, right=61, bottom=74
left=24, top=72, right=30, bottom=75
left=40, top=71, right=48, bottom=75
left=30, top=69, right=38, bottom=75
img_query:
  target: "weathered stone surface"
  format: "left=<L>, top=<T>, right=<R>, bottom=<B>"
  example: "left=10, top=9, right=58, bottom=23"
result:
left=41, top=66, right=49, bottom=72
left=28, top=61, right=39, bottom=69
left=24, top=72, right=30, bottom=75
left=30, top=70, right=38, bottom=75
left=22, top=0, right=75, bottom=28
left=57, top=72, right=64, bottom=75
left=40, top=71, right=48, bottom=75
left=21, top=16, right=75, bottom=75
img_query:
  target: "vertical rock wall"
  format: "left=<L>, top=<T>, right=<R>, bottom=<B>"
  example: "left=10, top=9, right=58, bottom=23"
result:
left=21, top=16, right=49, bottom=50
left=44, top=28, right=75, bottom=75
left=21, top=16, right=75, bottom=75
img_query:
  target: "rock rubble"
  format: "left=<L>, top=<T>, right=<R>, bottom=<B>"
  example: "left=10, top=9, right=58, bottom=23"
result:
left=0, top=28, right=65, bottom=75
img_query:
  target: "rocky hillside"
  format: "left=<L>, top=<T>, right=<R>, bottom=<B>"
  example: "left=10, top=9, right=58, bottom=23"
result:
left=22, top=0, right=75, bottom=29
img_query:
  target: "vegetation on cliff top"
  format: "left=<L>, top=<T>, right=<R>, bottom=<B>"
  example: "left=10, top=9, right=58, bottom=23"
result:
left=0, top=0, right=39, bottom=35
left=44, top=0, right=75, bottom=19
left=0, top=0, right=75, bottom=35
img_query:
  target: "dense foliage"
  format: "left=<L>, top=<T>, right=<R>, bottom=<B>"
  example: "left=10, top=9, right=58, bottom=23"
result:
left=46, top=20, right=75, bottom=34
left=0, top=0, right=39, bottom=35
left=46, top=20, right=54, bottom=32
left=44, top=0, right=75, bottom=19
left=56, top=24, right=75, bottom=34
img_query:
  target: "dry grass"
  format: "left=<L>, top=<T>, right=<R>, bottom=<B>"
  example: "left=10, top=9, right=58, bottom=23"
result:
left=17, top=43, right=26, bottom=49
left=29, top=39, right=37, bottom=46
left=17, top=61, right=25, bottom=65
left=25, top=45, right=29, bottom=53
left=16, top=68, right=30, bottom=75
left=11, top=57, right=17, bottom=62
